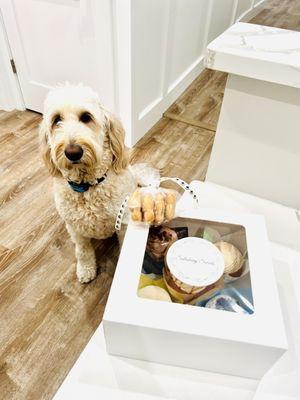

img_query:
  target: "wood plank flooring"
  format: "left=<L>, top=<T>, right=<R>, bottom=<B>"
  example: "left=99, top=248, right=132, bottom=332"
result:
left=1, top=1, right=300, bottom=399
left=250, top=0, right=300, bottom=31
left=131, top=118, right=215, bottom=182
left=164, top=70, right=227, bottom=132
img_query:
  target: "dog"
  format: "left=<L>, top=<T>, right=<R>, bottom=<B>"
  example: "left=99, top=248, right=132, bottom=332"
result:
left=40, top=83, right=159, bottom=283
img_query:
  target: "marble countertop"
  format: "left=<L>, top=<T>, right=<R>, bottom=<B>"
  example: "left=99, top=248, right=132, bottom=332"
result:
left=205, top=22, right=300, bottom=88
left=53, top=182, right=300, bottom=400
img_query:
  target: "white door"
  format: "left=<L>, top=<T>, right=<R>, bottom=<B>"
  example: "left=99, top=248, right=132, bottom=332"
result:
left=0, top=0, right=116, bottom=112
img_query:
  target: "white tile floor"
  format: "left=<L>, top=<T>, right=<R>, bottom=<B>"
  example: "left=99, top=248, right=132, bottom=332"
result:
left=53, top=182, right=300, bottom=400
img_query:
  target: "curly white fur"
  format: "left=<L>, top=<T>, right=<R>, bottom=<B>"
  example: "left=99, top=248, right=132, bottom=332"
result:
left=40, top=83, right=159, bottom=283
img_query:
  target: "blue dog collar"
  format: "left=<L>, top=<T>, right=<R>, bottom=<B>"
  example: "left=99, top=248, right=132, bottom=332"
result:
left=68, top=173, right=107, bottom=193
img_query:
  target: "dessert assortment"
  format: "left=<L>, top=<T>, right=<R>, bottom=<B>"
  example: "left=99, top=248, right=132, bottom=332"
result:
left=118, top=179, right=254, bottom=315
left=137, top=218, right=254, bottom=315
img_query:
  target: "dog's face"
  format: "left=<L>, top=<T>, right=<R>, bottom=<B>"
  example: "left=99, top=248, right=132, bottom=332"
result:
left=40, top=84, right=127, bottom=182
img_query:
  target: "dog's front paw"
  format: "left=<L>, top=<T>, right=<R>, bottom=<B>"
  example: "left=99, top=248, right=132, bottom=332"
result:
left=76, top=264, right=97, bottom=283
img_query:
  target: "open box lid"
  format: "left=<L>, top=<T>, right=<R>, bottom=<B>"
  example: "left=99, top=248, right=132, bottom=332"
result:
left=104, top=208, right=288, bottom=352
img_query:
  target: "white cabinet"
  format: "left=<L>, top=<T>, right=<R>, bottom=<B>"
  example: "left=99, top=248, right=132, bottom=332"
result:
left=0, top=0, right=266, bottom=146
left=132, top=0, right=210, bottom=144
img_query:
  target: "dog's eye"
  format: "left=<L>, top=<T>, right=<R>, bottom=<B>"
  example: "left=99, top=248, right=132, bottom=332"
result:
left=52, top=115, right=62, bottom=128
left=79, top=112, right=92, bottom=124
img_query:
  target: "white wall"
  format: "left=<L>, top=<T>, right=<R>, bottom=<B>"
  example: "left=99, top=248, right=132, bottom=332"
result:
left=235, top=0, right=253, bottom=20
left=129, top=0, right=266, bottom=144
left=207, top=0, right=236, bottom=44
left=0, top=0, right=266, bottom=145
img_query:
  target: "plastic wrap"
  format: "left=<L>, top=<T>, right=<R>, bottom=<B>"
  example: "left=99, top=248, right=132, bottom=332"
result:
left=128, top=187, right=179, bottom=226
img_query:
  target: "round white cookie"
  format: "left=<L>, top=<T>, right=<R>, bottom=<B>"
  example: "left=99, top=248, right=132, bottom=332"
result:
left=214, top=241, right=244, bottom=275
left=138, top=285, right=172, bottom=302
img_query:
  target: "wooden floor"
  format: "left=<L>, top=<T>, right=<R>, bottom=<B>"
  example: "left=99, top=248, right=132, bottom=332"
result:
left=1, top=1, right=300, bottom=399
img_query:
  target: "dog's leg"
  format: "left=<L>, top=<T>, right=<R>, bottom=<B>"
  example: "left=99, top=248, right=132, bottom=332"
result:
left=66, top=224, right=97, bottom=283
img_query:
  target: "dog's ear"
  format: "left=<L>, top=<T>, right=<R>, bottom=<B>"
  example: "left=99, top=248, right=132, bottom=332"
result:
left=39, top=118, right=60, bottom=177
left=105, top=112, right=128, bottom=174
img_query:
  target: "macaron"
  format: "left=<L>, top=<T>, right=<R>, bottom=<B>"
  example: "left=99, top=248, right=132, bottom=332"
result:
left=214, top=241, right=244, bottom=277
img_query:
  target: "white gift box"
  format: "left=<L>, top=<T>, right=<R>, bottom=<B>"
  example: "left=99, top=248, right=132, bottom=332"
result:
left=103, top=208, right=287, bottom=379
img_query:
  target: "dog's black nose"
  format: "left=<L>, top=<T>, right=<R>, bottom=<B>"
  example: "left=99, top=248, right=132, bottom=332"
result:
left=64, top=144, right=83, bottom=161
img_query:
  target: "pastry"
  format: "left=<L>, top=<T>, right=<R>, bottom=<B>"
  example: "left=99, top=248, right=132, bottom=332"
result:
left=163, top=266, right=223, bottom=304
left=166, top=237, right=225, bottom=287
left=138, top=273, right=167, bottom=290
left=143, top=226, right=179, bottom=274
left=146, top=227, right=178, bottom=260
left=128, top=188, right=178, bottom=224
left=214, top=241, right=244, bottom=276
left=165, top=192, right=176, bottom=220
left=131, top=208, right=142, bottom=222
left=163, top=237, right=225, bottom=304
left=128, top=189, right=142, bottom=221
left=202, top=227, right=221, bottom=243
left=143, top=226, right=188, bottom=274
left=142, top=194, right=155, bottom=223
left=154, top=193, right=165, bottom=225
left=137, top=285, right=172, bottom=302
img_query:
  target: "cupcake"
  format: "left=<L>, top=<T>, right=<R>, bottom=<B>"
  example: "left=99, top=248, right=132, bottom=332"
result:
left=142, top=226, right=188, bottom=275
left=163, top=237, right=225, bottom=304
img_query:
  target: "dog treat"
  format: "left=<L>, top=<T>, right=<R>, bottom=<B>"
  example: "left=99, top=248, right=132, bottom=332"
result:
left=131, top=209, right=142, bottom=222
left=214, top=241, right=244, bottom=276
left=128, top=187, right=179, bottom=225
left=128, top=188, right=141, bottom=208
left=129, top=189, right=142, bottom=221
left=137, top=285, right=172, bottom=302
left=165, top=192, right=176, bottom=220
left=154, top=193, right=165, bottom=225
left=142, top=194, right=155, bottom=223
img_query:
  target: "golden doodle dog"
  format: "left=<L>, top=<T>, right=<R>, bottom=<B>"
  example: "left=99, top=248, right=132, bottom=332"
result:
left=40, top=83, right=159, bottom=283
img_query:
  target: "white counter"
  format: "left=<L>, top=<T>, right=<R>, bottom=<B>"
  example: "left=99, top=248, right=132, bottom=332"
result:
left=205, top=22, right=300, bottom=209
left=206, top=22, right=300, bottom=88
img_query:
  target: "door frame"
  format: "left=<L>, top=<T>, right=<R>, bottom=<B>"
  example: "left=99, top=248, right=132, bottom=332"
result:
left=0, top=2, right=24, bottom=111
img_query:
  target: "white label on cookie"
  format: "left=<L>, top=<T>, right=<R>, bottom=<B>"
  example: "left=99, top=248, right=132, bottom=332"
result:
left=166, top=237, right=224, bottom=287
